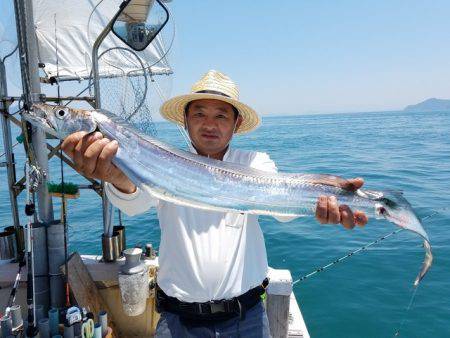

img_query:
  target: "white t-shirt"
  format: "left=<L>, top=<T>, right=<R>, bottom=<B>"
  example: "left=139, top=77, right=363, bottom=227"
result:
left=106, top=148, right=293, bottom=302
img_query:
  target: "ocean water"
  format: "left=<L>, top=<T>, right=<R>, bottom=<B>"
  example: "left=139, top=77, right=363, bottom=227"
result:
left=1, top=110, right=449, bottom=337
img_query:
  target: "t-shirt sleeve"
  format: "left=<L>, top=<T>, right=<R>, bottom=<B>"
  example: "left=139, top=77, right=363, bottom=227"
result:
left=105, top=182, right=158, bottom=216
left=249, top=152, right=299, bottom=223
left=249, top=151, right=278, bottom=173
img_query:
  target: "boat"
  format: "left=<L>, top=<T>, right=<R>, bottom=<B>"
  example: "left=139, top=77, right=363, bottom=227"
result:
left=0, top=0, right=310, bottom=337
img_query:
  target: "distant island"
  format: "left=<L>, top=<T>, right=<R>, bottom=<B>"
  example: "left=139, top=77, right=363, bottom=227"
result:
left=404, top=98, right=450, bottom=112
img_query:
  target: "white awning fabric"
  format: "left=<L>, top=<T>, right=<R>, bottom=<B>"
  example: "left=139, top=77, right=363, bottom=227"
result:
left=32, top=0, right=171, bottom=81
left=118, top=0, right=154, bottom=23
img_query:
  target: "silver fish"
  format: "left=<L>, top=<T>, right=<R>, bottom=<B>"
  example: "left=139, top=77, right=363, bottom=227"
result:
left=25, top=103, right=432, bottom=286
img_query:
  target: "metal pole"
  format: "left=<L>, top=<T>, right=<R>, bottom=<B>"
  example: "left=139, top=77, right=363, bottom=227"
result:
left=0, top=60, right=20, bottom=227
left=14, top=0, right=56, bottom=310
left=92, top=15, right=117, bottom=237
left=14, top=0, right=54, bottom=222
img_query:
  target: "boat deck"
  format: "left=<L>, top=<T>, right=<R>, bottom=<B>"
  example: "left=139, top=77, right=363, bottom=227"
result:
left=0, top=255, right=310, bottom=337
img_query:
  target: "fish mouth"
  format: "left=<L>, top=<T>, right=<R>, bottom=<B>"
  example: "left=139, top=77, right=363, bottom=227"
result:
left=372, top=190, right=429, bottom=241
left=23, top=104, right=58, bottom=137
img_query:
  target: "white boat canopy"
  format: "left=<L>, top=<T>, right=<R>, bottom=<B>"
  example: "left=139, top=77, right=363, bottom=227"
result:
left=117, top=0, right=154, bottom=23
left=32, top=0, right=171, bottom=81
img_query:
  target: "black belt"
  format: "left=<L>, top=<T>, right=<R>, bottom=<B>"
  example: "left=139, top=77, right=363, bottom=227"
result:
left=156, top=278, right=269, bottom=323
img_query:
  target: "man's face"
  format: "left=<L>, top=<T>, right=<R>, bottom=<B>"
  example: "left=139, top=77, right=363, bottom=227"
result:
left=185, top=99, right=242, bottom=158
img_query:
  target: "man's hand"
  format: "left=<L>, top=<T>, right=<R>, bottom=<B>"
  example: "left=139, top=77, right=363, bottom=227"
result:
left=315, top=177, right=368, bottom=229
left=61, top=131, right=136, bottom=194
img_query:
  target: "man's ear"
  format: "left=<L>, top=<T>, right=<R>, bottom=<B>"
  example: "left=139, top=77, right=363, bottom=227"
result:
left=234, top=115, right=243, bottom=133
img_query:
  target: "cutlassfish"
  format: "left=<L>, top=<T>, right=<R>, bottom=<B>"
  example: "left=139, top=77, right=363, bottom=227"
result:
left=25, top=104, right=432, bottom=285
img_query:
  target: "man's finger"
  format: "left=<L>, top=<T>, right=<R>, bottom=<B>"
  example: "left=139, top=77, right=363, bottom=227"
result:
left=327, top=196, right=340, bottom=224
left=93, top=140, right=119, bottom=180
left=73, top=132, right=103, bottom=171
left=61, top=131, right=88, bottom=159
left=315, top=196, right=328, bottom=224
left=354, top=210, right=368, bottom=227
left=339, top=204, right=355, bottom=229
left=83, top=138, right=111, bottom=176
left=340, top=177, right=364, bottom=192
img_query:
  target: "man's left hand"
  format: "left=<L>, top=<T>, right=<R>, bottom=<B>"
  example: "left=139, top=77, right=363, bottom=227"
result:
left=315, top=177, right=368, bottom=229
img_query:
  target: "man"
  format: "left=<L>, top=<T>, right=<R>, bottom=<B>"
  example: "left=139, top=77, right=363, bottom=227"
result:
left=62, top=70, right=367, bottom=337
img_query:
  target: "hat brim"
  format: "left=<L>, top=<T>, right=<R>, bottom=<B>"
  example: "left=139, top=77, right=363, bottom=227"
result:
left=160, top=93, right=260, bottom=134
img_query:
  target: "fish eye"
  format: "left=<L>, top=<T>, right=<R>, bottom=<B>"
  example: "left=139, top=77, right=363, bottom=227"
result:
left=56, top=109, right=67, bottom=119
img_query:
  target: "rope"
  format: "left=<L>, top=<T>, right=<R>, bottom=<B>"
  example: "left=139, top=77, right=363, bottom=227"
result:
left=1, top=43, right=18, bottom=63
left=292, top=208, right=444, bottom=286
left=0, top=142, right=19, bottom=159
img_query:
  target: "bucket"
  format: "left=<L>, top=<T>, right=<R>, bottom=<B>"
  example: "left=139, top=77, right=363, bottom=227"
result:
left=4, top=225, right=24, bottom=257
left=0, top=227, right=16, bottom=261
left=112, top=225, right=126, bottom=256
left=101, top=233, right=120, bottom=262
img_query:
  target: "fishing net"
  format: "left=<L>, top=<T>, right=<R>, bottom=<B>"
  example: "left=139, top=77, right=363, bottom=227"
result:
left=87, top=0, right=177, bottom=137
left=92, top=46, right=173, bottom=136
left=89, top=6, right=177, bottom=136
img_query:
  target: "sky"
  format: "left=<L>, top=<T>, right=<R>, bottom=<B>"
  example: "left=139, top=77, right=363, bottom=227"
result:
left=1, top=0, right=450, bottom=116
left=168, top=0, right=450, bottom=115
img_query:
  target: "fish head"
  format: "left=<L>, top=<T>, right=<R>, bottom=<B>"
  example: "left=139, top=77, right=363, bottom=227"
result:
left=26, top=104, right=97, bottom=139
left=369, top=190, right=429, bottom=241
left=375, top=192, right=433, bottom=287
left=367, top=189, right=432, bottom=286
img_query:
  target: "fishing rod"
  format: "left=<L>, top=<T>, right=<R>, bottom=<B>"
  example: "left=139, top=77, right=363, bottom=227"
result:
left=25, top=161, right=39, bottom=337
left=54, top=12, right=71, bottom=309
left=293, top=228, right=404, bottom=285
left=3, top=254, right=25, bottom=317
left=60, top=143, right=71, bottom=308
left=291, top=208, right=444, bottom=336
left=292, top=208, right=443, bottom=286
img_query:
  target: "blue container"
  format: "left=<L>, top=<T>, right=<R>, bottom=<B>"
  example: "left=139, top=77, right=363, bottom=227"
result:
left=48, top=308, right=59, bottom=336
left=94, top=323, right=102, bottom=338
left=38, top=318, right=50, bottom=338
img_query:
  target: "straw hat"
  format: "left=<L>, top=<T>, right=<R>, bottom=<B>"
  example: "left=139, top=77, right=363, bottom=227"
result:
left=160, top=70, right=260, bottom=134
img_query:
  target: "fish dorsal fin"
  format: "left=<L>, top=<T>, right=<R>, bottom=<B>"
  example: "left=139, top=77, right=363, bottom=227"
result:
left=285, top=173, right=353, bottom=189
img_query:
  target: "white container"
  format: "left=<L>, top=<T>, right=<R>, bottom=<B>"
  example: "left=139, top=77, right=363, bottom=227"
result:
left=118, top=248, right=149, bottom=316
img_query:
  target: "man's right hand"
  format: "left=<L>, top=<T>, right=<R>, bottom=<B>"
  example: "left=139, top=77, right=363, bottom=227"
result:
left=61, top=131, right=136, bottom=194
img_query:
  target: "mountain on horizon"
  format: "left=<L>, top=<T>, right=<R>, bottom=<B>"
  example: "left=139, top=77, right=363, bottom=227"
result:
left=404, top=98, right=450, bottom=112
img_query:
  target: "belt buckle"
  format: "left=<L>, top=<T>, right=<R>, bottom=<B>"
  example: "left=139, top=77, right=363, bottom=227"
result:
left=209, top=300, right=225, bottom=314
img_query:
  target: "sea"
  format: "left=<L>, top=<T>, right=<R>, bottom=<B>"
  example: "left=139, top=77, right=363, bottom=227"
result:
left=1, top=110, right=449, bottom=338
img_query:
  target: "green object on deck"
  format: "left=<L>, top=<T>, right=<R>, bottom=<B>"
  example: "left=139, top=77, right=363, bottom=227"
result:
left=16, top=134, right=24, bottom=144
left=48, top=182, right=79, bottom=195
left=261, top=292, right=267, bottom=301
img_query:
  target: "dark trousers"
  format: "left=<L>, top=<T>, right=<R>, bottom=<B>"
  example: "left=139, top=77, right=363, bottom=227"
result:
left=155, top=300, right=271, bottom=338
